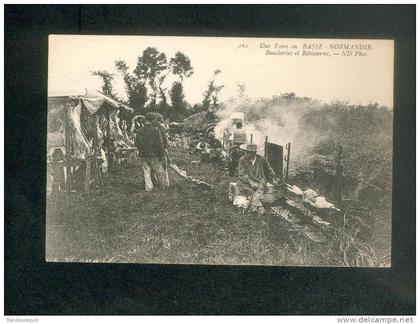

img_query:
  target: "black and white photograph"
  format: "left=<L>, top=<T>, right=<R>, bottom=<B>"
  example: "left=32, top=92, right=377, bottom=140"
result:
left=46, top=35, right=394, bottom=267
left=5, top=3, right=418, bottom=318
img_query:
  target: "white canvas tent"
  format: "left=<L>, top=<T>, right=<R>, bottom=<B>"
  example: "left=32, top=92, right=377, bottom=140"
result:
left=47, top=90, right=135, bottom=194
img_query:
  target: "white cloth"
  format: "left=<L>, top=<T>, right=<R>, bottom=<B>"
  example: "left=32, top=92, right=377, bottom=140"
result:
left=251, top=156, right=257, bottom=166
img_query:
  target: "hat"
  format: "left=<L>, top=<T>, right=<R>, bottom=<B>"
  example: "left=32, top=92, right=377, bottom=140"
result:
left=145, top=112, right=156, bottom=122
left=154, top=113, right=163, bottom=121
left=240, top=143, right=258, bottom=152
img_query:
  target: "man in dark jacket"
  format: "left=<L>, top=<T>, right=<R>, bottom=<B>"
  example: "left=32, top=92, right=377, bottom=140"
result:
left=152, top=113, right=170, bottom=184
left=135, top=113, right=169, bottom=192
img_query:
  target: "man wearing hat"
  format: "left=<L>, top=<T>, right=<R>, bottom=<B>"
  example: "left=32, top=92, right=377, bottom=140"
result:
left=151, top=112, right=170, bottom=184
left=231, top=121, right=247, bottom=146
left=237, top=142, right=278, bottom=215
left=135, top=112, right=169, bottom=192
left=130, top=114, right=145, bottom=139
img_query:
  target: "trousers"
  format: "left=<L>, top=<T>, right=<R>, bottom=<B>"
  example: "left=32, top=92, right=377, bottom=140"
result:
left=142, top=157, right=169, bottom=192
left=237, top=181, right=265, bottom=210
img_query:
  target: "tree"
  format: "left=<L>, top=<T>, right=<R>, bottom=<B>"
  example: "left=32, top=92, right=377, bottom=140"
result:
left=115, top=60, right=147, bottom=115
left=170, top=81, right=187, bottom=119
left=93, top=48, right=197, bottom=118
left=202, top=69, right=224, bottom=112
left=156, top=73, right=171, bottom=116
left=237, top=82, right=247, bottom=97
left=91, top=70, right=117, bottom=99
left=134, top=47, right=168, bottom=109
left=170, top=51, right=193, bottom=83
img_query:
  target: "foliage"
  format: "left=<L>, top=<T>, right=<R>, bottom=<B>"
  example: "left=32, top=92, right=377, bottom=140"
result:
left=236, top=82, right=247, bottom=97
left=155, top=73, right=170, bottom=116
left=115, top=59, right=147, bottom=115
left=169, top=81, right=187, bottom=119
left=92, top=48, right=224, bottom=120
left=110, top=48, right=193, bottom=118
left=202, top=69, right=224, bottom=112
left=300, top=102, right=393, bottom=192
left=134, top=47, right=168, bottom=109
left=296, top=101, right=393, bottom=255
left=91, top=70, right=117, bottom=99
left=170, top=51, right=194, bottom=82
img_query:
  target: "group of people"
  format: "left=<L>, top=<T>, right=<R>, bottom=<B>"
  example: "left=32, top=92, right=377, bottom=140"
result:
left=133, top=113, right=281, bottom=215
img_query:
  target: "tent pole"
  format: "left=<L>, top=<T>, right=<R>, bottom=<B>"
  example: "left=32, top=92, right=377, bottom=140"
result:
left=336, top=145, right=343, bottom=207
left=107, top=106, right=113, bottom=172
left=264, top=136, right=268, bottom=158
left=63, top=103, right=72, bottom=193
left=93, top=115, right=102, bottom=187
left=85, top=157, right=92, bottom=192
left=285, top=142, right=291, bottom=184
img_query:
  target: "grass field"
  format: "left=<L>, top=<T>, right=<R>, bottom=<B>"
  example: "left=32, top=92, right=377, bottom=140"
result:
left=46, top=145, right=390, bottom=267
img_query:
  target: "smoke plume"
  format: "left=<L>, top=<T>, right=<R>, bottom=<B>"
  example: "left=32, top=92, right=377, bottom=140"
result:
left=214, top=94, right=324, bottom=161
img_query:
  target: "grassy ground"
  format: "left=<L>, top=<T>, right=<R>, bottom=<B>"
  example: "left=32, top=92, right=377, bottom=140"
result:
left=46, top=145, right=389, bottom=266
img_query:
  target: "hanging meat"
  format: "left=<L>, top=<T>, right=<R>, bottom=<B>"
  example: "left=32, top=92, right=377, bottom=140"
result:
left=68, top=102, right=92, bottom=159
left=109, top=109, right=130, bottom=149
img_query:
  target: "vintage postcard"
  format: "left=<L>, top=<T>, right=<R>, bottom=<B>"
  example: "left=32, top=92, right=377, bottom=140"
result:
left=47, top=35, right=393, bottom=266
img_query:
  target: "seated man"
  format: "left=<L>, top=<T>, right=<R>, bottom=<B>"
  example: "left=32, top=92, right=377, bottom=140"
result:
left=237, top=143, right=279, bottom=215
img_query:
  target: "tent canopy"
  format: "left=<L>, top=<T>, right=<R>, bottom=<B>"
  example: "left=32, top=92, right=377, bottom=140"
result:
left=48, top=90, right=134, bottom=121
left=81, top=89, right=134, bottom=115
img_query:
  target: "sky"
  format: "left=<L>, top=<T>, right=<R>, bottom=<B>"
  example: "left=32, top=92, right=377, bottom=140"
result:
left=48, top=35, right=394, bottom=108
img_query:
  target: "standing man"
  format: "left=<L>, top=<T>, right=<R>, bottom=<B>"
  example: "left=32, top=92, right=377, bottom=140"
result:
left=237, top=143, right=279, bottom=215
left=130, top=115, right=145, bottom=139
left=152, top=113, right=169, bottom=149
left=228, top=122, right=247, bottom=176
left=152, top=113, right=170, bottom=185
left=231, top=122, right=247, bottom=146
left=47, top=118, right=66, bottom=194
left=135, top=112, right=169, bottom=192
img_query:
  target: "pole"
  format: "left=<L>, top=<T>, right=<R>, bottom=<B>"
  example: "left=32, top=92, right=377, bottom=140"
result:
left=284, top=142, right=291, bottom=184
left=93, top=116, right=103, bottom=187
left=279, top=145, right=284, bottom=183
left=250, top=133, right=253, bottom=143
left=107, top=106, right=113, bottom=171
left=264, top=136, right=268, bottom=158
left=63, top=103, right=72, bottom=193
left=336, top=145, right=343, bottom=206
left=84, top=157, right=91, bottom=192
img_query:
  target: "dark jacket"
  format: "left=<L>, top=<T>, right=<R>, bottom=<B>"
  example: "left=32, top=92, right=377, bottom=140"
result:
left=158, top=124, right=169, bottom=150
left=135, top=124, right=165, bottom=158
